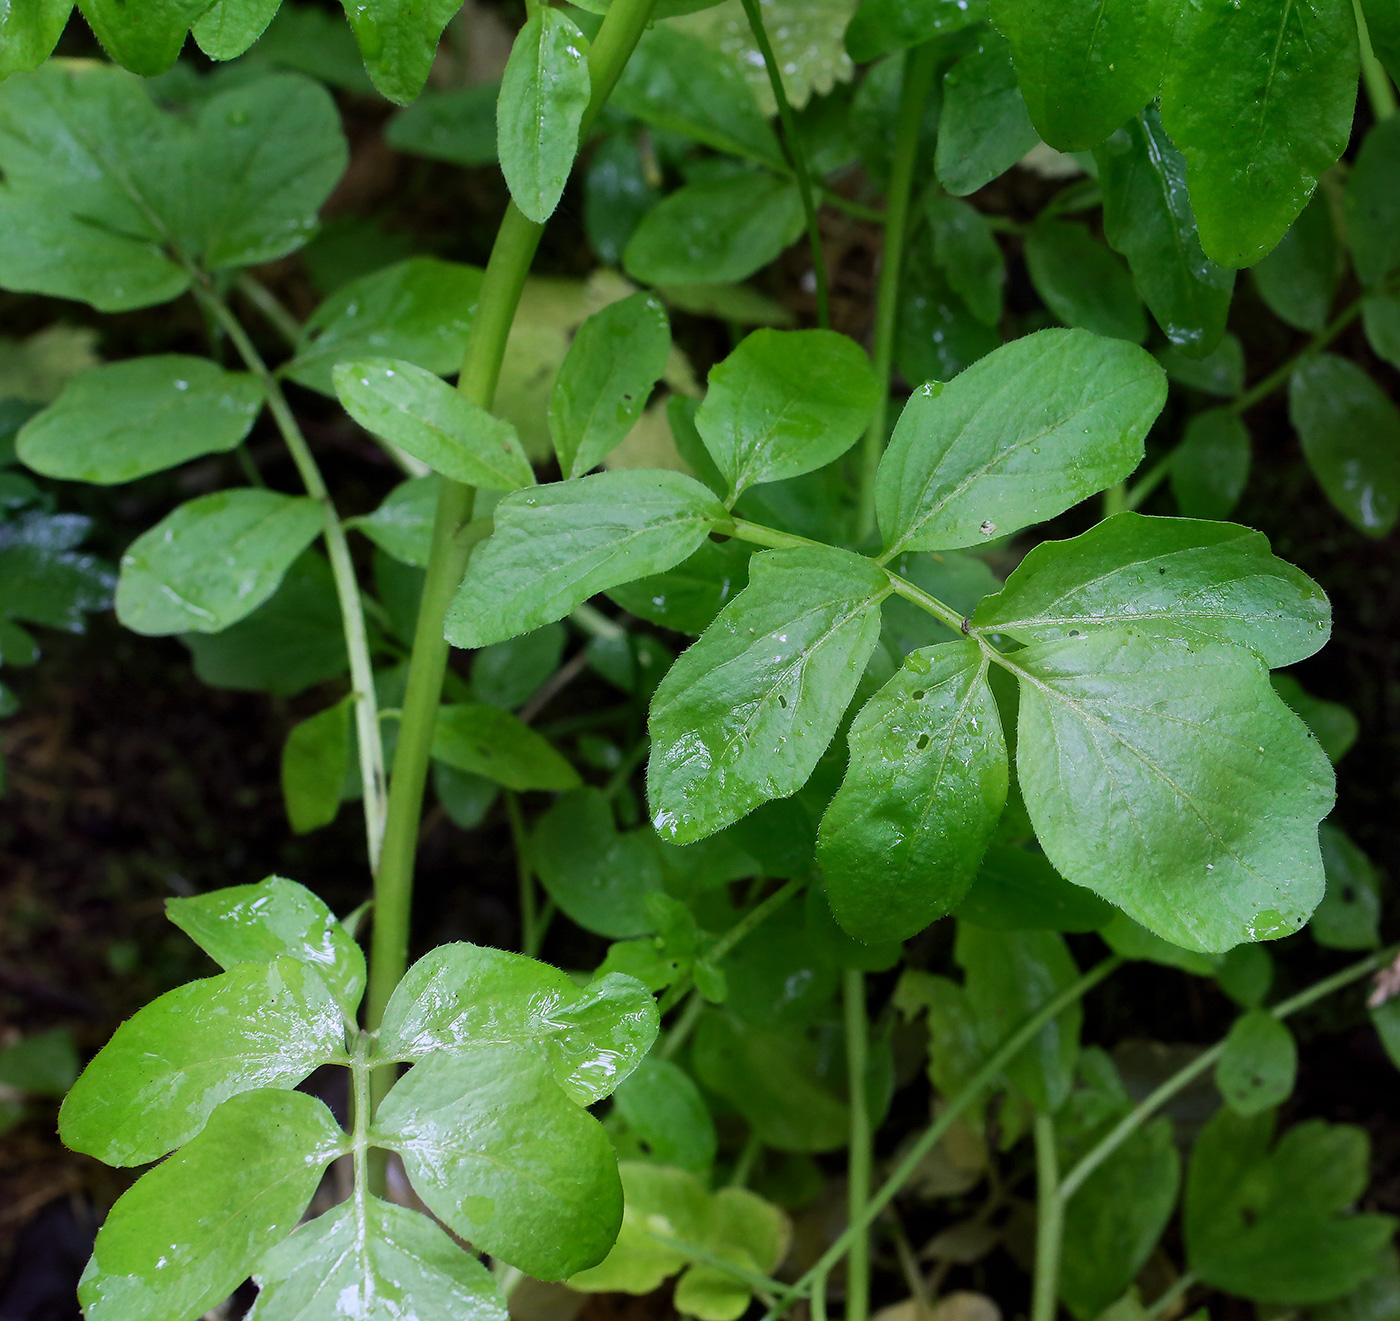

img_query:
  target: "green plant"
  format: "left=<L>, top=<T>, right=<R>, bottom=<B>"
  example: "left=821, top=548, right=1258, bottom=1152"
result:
left=3, top=0, right=1400, bottom=1319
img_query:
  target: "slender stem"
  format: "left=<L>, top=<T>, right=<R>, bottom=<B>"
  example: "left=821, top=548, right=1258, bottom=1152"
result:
left=364, top=0, right=663, bottom=1077
left=505, top=792, right=541, bottom=956
left=857, top=41, right=938, bottom=543
left=709, top=877, right=803, bottom=962
left=1146, top=1272, right=1198, bottom=1320
left=737, top=0, right=829, bottom=327
left=1101, top=482, right=1127, bottom=518
left=884, top=569, right=968, bottom=635
left=351, top=1030, right=371, bottom=1228
left=844, top=969, right=872, bottom=1321
left=730, top=1131, right=762, bottom=1188
left=197, top=285, right=388, bottom=869
left=1059, top=946, right=1392, bottom=1202
left=1230, top=298, right=1364, bottom=416
left=822, top=189, right=886, bottom=225
left=1355, top=0, right=1398, bottom=121
left=727, top=517, right=829, bottom=552
left=653, top=1238, right=784, bottom=1300
left=659, top=989, right=706, bottom=1060
left=235, top=272, right=303, bottom=350
left=1124, top=456, right=1172, bottom=512
left=767, top=956, right=1122, bottom=1317
left=810, top=1273, right=829, bottom=1321
left=1031, top=1112, right=1063, bottom=1321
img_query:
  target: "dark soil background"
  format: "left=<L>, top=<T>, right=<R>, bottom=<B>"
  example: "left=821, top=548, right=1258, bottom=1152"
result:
left=2, top=12, right=1398, bottom=1320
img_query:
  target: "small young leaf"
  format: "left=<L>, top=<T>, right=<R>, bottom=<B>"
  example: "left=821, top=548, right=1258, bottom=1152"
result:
left=1310, top=824, right=1382, bottom=951
left=970, top=512, right=1330, bottom=668
left=846, top=0, right=987, bottom=61
left=473, top=622, right=566, bottom=710
left=192, top=0, right=282, bottom=58
left=926, top=193, right=1006, bottom=329
left=648, top=546, right=889, bottom=845
left=281, top=699, right=351, bottom=835
left=79, top=1090, right=345, bottom=1321
left=954, top=843, right=1113, bottom=933
left=1013, top=631, right=1334, bottom=952
left=497, top=8, right=592, bottom=224
left=1157, top=333, right=1245, bottom=398
left=876, top=329, right=1165, bottom=555
left=606, top=538, right=752, bottom=636
left=1289, top=352, right=1400, bottom=538
left=624, top=172, right=806, bottom=286
left=371, top=1046, right=623, bottom=1280
left=611, top=1058, right=718, bottom=1175
left=1346, top=117, right=1400, bottom=289
left=339, top=0, right=465, bottom=104
left=348, top=475, right=442, bottom=568
left=1216, top=1010, right=1297, bottom=1116
left=819, top=640, right=1007, bottom=945
left=334, top=358, right=535, bottom=491
left=696, top=329, right=878, bottom=502
left=673, top=1187, right=791, bottom=1321
left=59, top=958, right=346, bottom=1166
left=1253, top=194, right=1340, bottom=332
left=1185, top=1109, right=1396, bottom=1302
left=286, top=258, right=485, bottom=396
left=387, top=84, right=500, bottom=168
left=115, top=489, right=323, bottom=637
left=0, top=0, right=70, bottom=77
left=1024, top=220, right=1147, bottom=345
left=935, top=32, right=1039, bottom=197
left=1159, top=0, right=1359, bottom=267
left=252, top=1195, right=508, bottom=1321
left=431, top=703, right=580, bottom=792
left=550, top=293, right=672, bottom=479
left=991, top=0, right=1174, bottom=151
left=166, top=874, right=366, bottom=1017
left=447, top=470, right=728, bottom=648
left=18, top=357, right=263, bottom=485
left=1171, top=410, right=1251, bottom=521
left=1271, top=673, right=1358, bottom=764
left=1096, top=106, right=1235, bottom=357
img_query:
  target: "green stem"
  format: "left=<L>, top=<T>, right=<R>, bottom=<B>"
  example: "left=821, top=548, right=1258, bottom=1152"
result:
left=810, top=1273, right=829, bottom=1321
left=505, top=792, right=541, bottom=956
left=1059, top=946, right=1392, bottom=1202
left=1230, top=298, right=1364, bottom=416
left=350, top=1030, right=371, bottom=1233
left=1146, top=1272, right=1198, bottom=1320
left=730, top=1131, right=762, bottom=1188
left=364, top=0, right=663, bottom=1075
left=1031, top=1112, right=1063, bottom=1321
left=737, top=0, right=829, bottom=328
left=767, top=956, right=1122, bottom=1317
left=198, top=286, right=388, bottom=869
left=1124, top=456, right=1172, bottom=512
left=857, top=41, right=938, bottom=543
left=1356, top=0, right=1398, bottom=121
left=843, top=968, right=872, bottom=1321
left=1101, top=482, right=1127, bottom=518
left=659, top=989, right=706, bottom=1060
left=235, top=272, right=303, bottom=350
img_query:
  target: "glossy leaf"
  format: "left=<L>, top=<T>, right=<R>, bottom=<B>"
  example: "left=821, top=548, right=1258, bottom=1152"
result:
left=1013, top=630, right=1334, bottom=952
left=607, top=538, right=752, bottom=636
left=648, top=546, right=888, bottom=845
left=1365, top=0, right=1400, bottom=81
left=1253, top=194, right=1339, bottom=332
left=348, top=475, right=442, bottom=568
left=79, top=1090, right=345, bottom=1321
left=1311, top=823, right=1382, bottom=951
left=192, top=0, right=282, bottom=58
left=723, top=903, right=839, bottom=1026
left=955, top=843, right=1113, bottom=933
left=970, top=512, right=1330, bottom=668
left=1216, top=1010, right=1297, bottom=1115
left=431, top=703, right=579, bottom=792
left=624, top=172, right=806, bottom=286
left=991, top=0, right=1175, bottom=151
left=550, top=293, right=672, bottom=479
left=926, top=193, right=1006, bottom=329
left=19, top=357, right=263, bottom=485
left=1159, top=0, right=1359, bottom=267
left=1185, top=1108, right=1396, bottom=1302
left=338, top=0, right=464, bottom=103
left=1097, top=106, right=1235, bottom=355
left=846, top=0, right=987, bottom=60
left=1025, top=220, right=1147, bottom=345
left=60, top=957, right=346, bottom=1166
left=334, top=358, right=534, bottom=491
left=286, top=258, right=484, bottom=396
left=1347, top=117, right=1400, bottom=289
left=281, top=700, right=351, bottom=835
left=935, top=32, right=1039, bottom=197
left=497, top=8, right=592, bottom=224
left=1363, top=291, right=1400, bottom=372
left=819, top=640, right=1007, bottom=944
left=252, top=1195, right=509, bottom=1321
left=115, top=489, right=323, bottom=637
left=1171, top=410, right=1251, bottom=520
left=387, top=85, right=500, bottom=168
left=695, top=329, right=880, bottom=501
left=372, top=1046, right=623, bottom=1280
left=0, top=508, right=113, bottom=638
left=165, top=874, right=366, bottom=1017
left=448, top=471, right=727, bottom=648
left=877, top=330, right=1165, bottom=555
left=0, top=0, right=70, bottom=77
left=1289, top=353, right=1400, bottom=538
left=611, top=1059, right=718, bottom=1175
left=376, top=942, right=658, bottom=1105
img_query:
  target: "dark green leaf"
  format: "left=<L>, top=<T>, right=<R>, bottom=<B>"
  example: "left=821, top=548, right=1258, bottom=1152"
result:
left=695, top=329, right=879, bottom=501
left=971, top=512, right=1330, bottom=667
left=434, top=762, right=499, bottom=830
left=1289, top=353, right=1400, bottom=538
left=250, top=3, right=379, bottom=94
left=935, top=32, right=1039, bottom=197
left=1159, top=0, right=1359, bottom=266
left=281, top=700, right=351, bottom=835
left=19, top=357, right=263, bottom=485
left=846, top=0, right=988, bottom=61
left=387, top=85, right=499, bottom=167
left=896, top=247, right=1003, bottom=386
left=877, top=330, right=1165, bottom=554
left=607, top=538, right=752, bottom=636
left=882, top=550, right=1001, bottom=656
left=722, top=903, right=840, bottom=1025
left=1171, top=410, right=1251, bottom=520
left=1310, top=823, right=1381, bottom=950
left=78, top=1091, right=345, bottom=1321
left=116, top=489, right=323, bottom=637
left=1157, top=333, right=1245, bottom=398
left=1346, top=117, right=1400, bottom=289
left=1362, top=291, right=1400, bottom=371
left=1025, top=220, right=1147, bottom=344
left=1097, top=106, right=1235, bottom=355
left=955, top=842, right=1113, bottom=933
left=819, top=639, right=1007, bottom=944
left=0, top=509, right=113, bottom=636
left=1012, top=630, right=1334, bottom=952
left=1253, top=193, right=1339, bottom=331
left=0, top=1029, right=79, bottom=1097
left=472, top=622, right=566, bottom=710
left=611, top=1057, right=718, bottom=1174
left=926, top=193, right=1006, bottom=328
left=1271, top=673, right=1358, bottom=763
left=340, top=0, right=464, bottom=104
left=1185, top=1108, right=1396, bottom=1302
left=431, top=703, right=579, bottom=792
left=60, top=958, right=346, bottom=1166
left=1098, top=912, right=1222, bottom=976
left=648, top=546, right=889, bottom=845
left=1216, top=1010, right=1297, bottom=1115
left=1216, top=943, right=1275, bottom=1009
left=348, top=475, right=442, bottom=568
left=585, top=133, right=661, bottom=266
left=448, top=470, right=728, bottom=647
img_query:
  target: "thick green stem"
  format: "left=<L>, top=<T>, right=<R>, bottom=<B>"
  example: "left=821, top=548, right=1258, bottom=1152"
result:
left=199, top=287, right=388, bottom=869
left=1356, top=0, right=1398, bottom=121
left=1031, top=1112, right=1063, bottom=1321
left=843, top=969, right=872, bottom=1321
left=857, top=41, right=938, bottom=543
left=737, top=0, right=829, bottom=328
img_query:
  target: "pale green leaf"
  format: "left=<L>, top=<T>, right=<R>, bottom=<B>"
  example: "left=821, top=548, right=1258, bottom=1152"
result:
left=431, top=703, right=580, bottom=792
left=1216, top=1010, right=1297, bottom=1115
left=348, top=475, right=442, bottom=568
